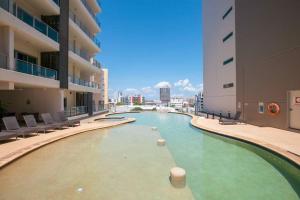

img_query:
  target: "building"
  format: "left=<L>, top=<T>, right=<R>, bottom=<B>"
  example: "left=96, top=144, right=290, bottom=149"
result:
left=195, top=92, right=203, bottom=115
left=160, top=87, right=170, bottom=105
left=129, top=95, right=144, bottom=105
left=0, top=0, right=107, bottom=118
left=116, top=91, right=123, bottom=103
left=101, top=68, right=108, bottom=107
left=202, top=0, right=300, bottom=130
left=170, top=97, right=184, bottom=109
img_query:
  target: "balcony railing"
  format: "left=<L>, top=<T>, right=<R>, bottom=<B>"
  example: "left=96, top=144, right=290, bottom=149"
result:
left=80, top=0, right=101, bottom=28
left=53, top=0, right=60, bottom=6
left=15, top=59, right=58, bottom=80
left=12, top=4, right=59, bottom=42
left=64, top=106, right=87, bottom=117
left=0, top=0, right=9, bottom=11
left=96, top=0, right=102, bottom=9
left=69, top=12, right=101, bottom=48
left=91, top=58, right=101, bottom=69
left=69, top=76, right=100, bottom=89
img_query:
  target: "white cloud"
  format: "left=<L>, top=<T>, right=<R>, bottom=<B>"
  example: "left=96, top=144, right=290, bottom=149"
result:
left=183, top=85, right=197, bottom=92
left=174, top=79, right=190, bottom=87
left=174, top=79, right=203, bottom=93
left=154, top=81, right=172, bottom=88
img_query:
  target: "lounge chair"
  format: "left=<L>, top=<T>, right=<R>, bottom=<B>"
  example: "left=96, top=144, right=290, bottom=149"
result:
left=0, top=131, right=19, bottom=141
left=41, top=113, right=66, bottom=129
left=2, top=116, right=39, bottom=137
left=219, top=111, right=242, bottom=125
left=23, top=115, right=54, bottom=133
left=53, top=112, right=80, bottom=127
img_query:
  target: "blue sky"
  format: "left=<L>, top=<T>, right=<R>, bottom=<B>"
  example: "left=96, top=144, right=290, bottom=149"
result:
left=96, top=0, right=203, bottom=99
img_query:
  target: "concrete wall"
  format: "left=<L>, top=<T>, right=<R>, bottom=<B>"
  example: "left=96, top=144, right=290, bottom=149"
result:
left=101, top=68, right=108, bottom=105
left=0, top=88, right=63, bottom=115
left=64, top=90, right=76, bottom=110
left=202, top=0, right=237, bottom=116
left=235, top=0, right=300, bottom=129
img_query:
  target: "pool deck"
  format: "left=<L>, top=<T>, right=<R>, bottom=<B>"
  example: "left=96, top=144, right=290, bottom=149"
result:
left=189, top=114, right=300, bottom=166
left=0, top=115, right=135, bottom=169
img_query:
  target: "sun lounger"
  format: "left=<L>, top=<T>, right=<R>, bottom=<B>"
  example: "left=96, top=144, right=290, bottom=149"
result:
left=219, top=111, right=242, bottom=125
left=23, top=115, right=54, bottom=133
left=53, top=112, right=80, bottom=127
left=41, top=113, right=66, bottom=129
left=2, top=116, right=39, bottom=137
left=59, top=111, right=80, bottom=126
left=0, top=131, right=19, bottom=140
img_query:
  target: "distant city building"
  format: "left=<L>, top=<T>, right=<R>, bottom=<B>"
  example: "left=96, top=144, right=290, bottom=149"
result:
left=160, top=88, right=170, bottom=104
left=202, top=0, right=300, bottom=130
left=145, top=100, right=156, bottom=105
left=129, top=95, right=145, bottom=105
left=117, top=91, right=123, bottom=103
left=120, top=96, right=129, bottom=105
left=195, top=92, right=204, bottom=115
left=187, top=98, right=195, bottom=107
left=170, top=97, right=184, bottom=109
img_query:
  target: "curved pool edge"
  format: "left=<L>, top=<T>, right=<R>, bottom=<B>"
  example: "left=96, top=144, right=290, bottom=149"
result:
left=0, top=118, right=136, bottom=169
left=181, top=113, right=300, bottom=167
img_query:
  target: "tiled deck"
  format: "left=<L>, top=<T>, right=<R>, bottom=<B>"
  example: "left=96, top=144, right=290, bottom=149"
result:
left=0, top=115, right=135, bottom=168
left=190, top=115, right=300, bottom=166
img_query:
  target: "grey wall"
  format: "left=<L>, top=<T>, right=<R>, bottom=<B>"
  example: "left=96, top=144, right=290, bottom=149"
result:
left=235, top=0, right=300, bottom=129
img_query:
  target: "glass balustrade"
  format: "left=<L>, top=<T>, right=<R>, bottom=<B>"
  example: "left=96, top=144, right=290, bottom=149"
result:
left=69, top=76, right=100, bottom=89
left=69, top=12, right=101, bottom=49
left=13, top=4, right=58, bottom=42
left=15, top=59, right=57, bottom=80
left=80, top=0, right=101, bottom=28
left=53, top=0, right=60, bottom=6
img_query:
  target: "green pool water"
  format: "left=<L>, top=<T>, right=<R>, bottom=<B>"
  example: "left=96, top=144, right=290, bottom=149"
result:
left=0, top=112, right=299, bottom=200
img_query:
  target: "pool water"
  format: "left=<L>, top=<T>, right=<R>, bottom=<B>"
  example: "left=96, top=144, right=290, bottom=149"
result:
left=0, top=112, right=299, bottom=200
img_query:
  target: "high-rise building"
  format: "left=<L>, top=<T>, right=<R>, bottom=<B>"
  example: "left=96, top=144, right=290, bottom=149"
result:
left=0, top=0, right=108, bottom=117
left=195, top=92, right=203, bottom=115
left=202, top=0, right=300, bottom=130
left=160, top=87, right=170, bottom=104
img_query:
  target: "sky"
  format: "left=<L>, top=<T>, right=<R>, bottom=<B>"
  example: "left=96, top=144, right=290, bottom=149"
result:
left=95, top=0, right=203, bottom=99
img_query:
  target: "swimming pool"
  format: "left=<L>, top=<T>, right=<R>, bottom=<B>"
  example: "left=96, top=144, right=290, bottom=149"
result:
left=0, top=112, right=299, bottom=199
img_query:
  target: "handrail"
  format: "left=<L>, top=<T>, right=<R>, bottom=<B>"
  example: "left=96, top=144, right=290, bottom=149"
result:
left=80, top=0, right=101, bottom=28
left=64, top=106, right=87, bottom=117
left=69, top=76, right=100, bottom=89
left=69, top=12, right=101, bottom=48
left=15, top=59, right=57, bottom=80
left=12, top=4, right=59, bottom=42
left=52, top=0, right=60, bottom=6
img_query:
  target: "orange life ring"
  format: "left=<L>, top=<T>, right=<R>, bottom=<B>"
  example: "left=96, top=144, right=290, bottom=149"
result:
left=267, top=103, right=280, bottom=115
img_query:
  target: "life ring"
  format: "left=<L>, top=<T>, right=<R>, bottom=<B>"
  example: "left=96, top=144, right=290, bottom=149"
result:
left=267, top=103, right=280, bottom=115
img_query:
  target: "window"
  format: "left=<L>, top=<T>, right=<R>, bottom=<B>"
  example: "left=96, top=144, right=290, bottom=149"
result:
left=223, top=57, right=234, bottom=65
left=14, top=50, right=37, bottom=64
left=258, top=102, right=265, bottom=114
left=223, top=32, right=233, bottom=42
left=222, top=6, right=233, bottom=20
left=223, top=83, right=234, bottom=88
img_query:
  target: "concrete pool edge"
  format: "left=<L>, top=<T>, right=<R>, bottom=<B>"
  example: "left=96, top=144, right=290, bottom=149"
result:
left=0, top=118, right=136, bottom=169
left=179, top=113, right=300, bottom=167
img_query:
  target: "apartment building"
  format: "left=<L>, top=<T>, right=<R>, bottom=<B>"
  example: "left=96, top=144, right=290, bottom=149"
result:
left=202, top=0, right=300, bottom=130
left=0, top=0, right=108, bottom=118
left=160, top=87, right=170, bottom=105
